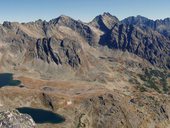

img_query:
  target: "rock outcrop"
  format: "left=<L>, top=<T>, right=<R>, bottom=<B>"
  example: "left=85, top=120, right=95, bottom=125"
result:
left=36, top=38, right=82, bottom=68
left=0, top=110, right=35, bottom=128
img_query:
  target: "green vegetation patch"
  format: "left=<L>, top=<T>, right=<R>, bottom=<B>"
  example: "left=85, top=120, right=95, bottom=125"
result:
left=138, top=69, right=170, bottom=94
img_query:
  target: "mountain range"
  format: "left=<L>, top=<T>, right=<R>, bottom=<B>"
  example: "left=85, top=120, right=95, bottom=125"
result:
left=0, top=13, right=170, bottom=128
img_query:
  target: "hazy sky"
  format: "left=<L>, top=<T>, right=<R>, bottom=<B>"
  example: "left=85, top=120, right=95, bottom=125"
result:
left=0, top=0, right=170, bottom=23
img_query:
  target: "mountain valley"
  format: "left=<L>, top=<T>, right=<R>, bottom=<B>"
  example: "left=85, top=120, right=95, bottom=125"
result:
left=0, top=12, right=170, bottom=128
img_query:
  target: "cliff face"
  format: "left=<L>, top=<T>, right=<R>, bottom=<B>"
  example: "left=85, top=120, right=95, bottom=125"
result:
left=100, top=23, right=170, bottom=68
left=36, top=38, right=82, bottom=68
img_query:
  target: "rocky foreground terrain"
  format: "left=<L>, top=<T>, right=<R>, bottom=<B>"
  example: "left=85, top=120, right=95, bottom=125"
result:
left=0, top=12, right=170, bottom=128
left=0, top=109, right=35, bottom=128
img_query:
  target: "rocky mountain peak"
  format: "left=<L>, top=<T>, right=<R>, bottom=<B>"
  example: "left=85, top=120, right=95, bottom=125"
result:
left=102, top=12, right=114, bottom=18
left=2, top=21, right=19, bottom=29
left=2, top=21, right=12, bottom=28
left=122, top=16, right=170, bottom=39
left=136, top=15, right=148, bottom=19
left=102, top=12, right=119, bottom=20
left=122, top=15, right=154, bottom=27
left=89, top=12, right=119, bottom=32
left=49, top=15, right=74, bottom=25
left=164, top=18, right=170, bottom=23
left=57, top=15, right=73, bottom=22
left=34, top=19, right=44, bottom=24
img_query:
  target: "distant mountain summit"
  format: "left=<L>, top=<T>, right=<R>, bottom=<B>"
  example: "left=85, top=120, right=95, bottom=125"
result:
left=122, top=15, right=170, bottom=39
